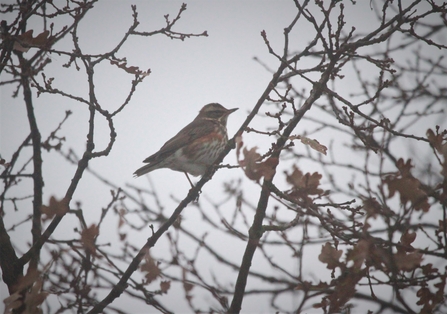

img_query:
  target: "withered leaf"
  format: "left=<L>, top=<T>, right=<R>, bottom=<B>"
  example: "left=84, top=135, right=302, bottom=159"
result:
left=326, top=269, right=365, bottom=312
left=236, top=137, right=278, bottom=182
left=289, top=135, right=327, bottom=155
left=3, top=292, right=22, bottom=313
left=183, top=281, right=194, bottom=293
left=13, top=269, right=39, bottom=292
left=318, top=242, right=343, bottom=270
left=81, top=224, right=99, bottom=254
left=286, top=166, right=322, bottom=190
left=6, top=270, right=48, bottom=313
left=394, top=231, right=423, bottom=272
left=400, top=230, right=416, bottom=248
left=140, top=251, right=161, bottom=284
left=362, top=197, right=382, bottom=218
left=110, top=59, right=150, bottom=76
left=285, top=165, right=324, bottom=202
left=395, top=158, right=413, bottom=177
left=295, top=135, right=328, bottom=155
left=182, top=268, right=194, bottom=294
left=0, top=157, right=10, bottom=167
left=295, top=281, right=329, bottom=292
left=421, top=263, right=438, bottom=276
left=384, top=158, right=430, bottom=212
left=346, top=239, right=369, bottom=270
left=24, top=277, right=49, bottom=311
left=416, top=274, right=446, bottom=312
left=118, top=208, right=126, bottom=229
left=160, top=280, right=171, bottom=293
left=426, top=128, right=444, bottom=154
left=41, top=196, right=68, bottom=221
left=385, top=177, right=430, bottom=212
left=430, top=128, right=447, bottom=179
left=14, top=30, right=50, bottom=52
left=33, top=30, right=50, bottom=46
left=438, top=219, right=446, bottom=233
left=394, top=250, right=423, bottom=272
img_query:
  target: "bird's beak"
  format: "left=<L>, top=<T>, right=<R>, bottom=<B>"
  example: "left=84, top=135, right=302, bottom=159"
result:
left=227, top=108, right=238, bottom=115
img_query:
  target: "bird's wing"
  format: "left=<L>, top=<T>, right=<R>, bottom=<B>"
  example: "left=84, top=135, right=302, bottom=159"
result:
left=142, top=119, right=216, bottom=164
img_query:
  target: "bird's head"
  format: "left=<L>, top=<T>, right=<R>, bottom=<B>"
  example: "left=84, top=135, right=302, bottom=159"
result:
left=198, top=103, right=238, bottom=125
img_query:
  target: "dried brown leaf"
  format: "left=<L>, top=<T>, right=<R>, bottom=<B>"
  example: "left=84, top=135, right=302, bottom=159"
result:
left=181, top=267, right=194, bottom=295
left=24, top=278, right=48, bottom=312
left=362, top=197, right=382, bottom=218
left=7, top=270, right=48, bottom=313
left=160, top=280, right=171, bottom=293
left=400, top=230, right=417, bottom=248
left=141, top=251, right=161, bottom=284
left=236, top=137, right=278, bottom=181
left=391, top=231, right=422, bottom=272
left=300, top=136, right=327, bottom=155
left=416, top=274, right=446, bottom=313
left=346, top=239, right=369, bottom=270
left=3, top=292, right=22, bottom=312
left=327, top=269, right=365, bottom=312
left=0, top=157, right=10, bottom=168
left=118, top=208, right=126, bottom=229
left=395, top=250, right=423, bottom=272
left=285, top=165, right=324, bottom=202
left=41, top=196, right=68, bottom=221
left=318, top=242, right=343, bottom=270
left=384, top=159, right=430, bottom=212
left=14, top=29, right=50, bottom=52
left=421, top=263, right=438, bottom=276
left=426, top=128, right=444, bottom=154
left=385, top=177, right=430, bottom=212
left=32, top=30, right=50, bottom=46
left=110, top=58, right=150, bottom=76
left=432, top=128, right=447, bottom=180
left=81, top=224, right=99, bottom=254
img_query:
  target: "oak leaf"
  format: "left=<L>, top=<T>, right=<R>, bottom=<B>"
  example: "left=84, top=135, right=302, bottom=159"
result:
left=346, top=239, right=369, bottom=270
left=236, top=136, right=278, bottom=182
left=5, top=270, right=48, bottom=313
left=318, top=242, right=343, bottom=270
left=110, top=58, right=151, bottom=76
left=383, top=159, right=430, bottom=212
left=304, top=138, right=327, bottom=155
left=285, top=165, right=324, bottom=202
left=427, top=128, right=447, bottom=179
left=394, top=231, right=422, bottom=272
left=293, top=135, right=327, bottom=155
left=426, top=128, right=445, bottom=154
left=362, top=198, right=382, bottom=219
left=41, top=196, right=68, bottom=221
left=141, top=251, right=161, bottom=284
left=14, top=29, right=50, bottom=52
left=81, top=224, right=99, bottom=254
left=160, top=280, right=171, bottom=293
left=24, top=277, right=48, bottom=312
left=416, top=274, right=446, bottom=313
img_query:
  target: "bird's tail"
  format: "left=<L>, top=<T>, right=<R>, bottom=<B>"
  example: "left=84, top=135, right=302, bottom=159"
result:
left=133, top=163, right=156, bottom=177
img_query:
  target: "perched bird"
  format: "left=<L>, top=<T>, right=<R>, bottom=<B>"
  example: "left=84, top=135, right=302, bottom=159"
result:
left=134, top=103, right=238, bottom=185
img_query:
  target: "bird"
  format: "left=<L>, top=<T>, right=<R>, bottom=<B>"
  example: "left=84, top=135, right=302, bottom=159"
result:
left=134, top=103, right=238, bottom=186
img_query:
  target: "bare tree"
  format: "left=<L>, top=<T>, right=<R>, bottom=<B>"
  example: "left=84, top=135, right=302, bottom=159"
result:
left=1, top=1, right=447, bottom=313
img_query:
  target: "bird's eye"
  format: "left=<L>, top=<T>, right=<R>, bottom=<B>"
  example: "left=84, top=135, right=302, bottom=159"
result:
left=209, top=110, right=223, bottom=117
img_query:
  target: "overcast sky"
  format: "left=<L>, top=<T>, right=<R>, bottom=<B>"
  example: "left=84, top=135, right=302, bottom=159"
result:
left=1, top=1, right=446, bottom=312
